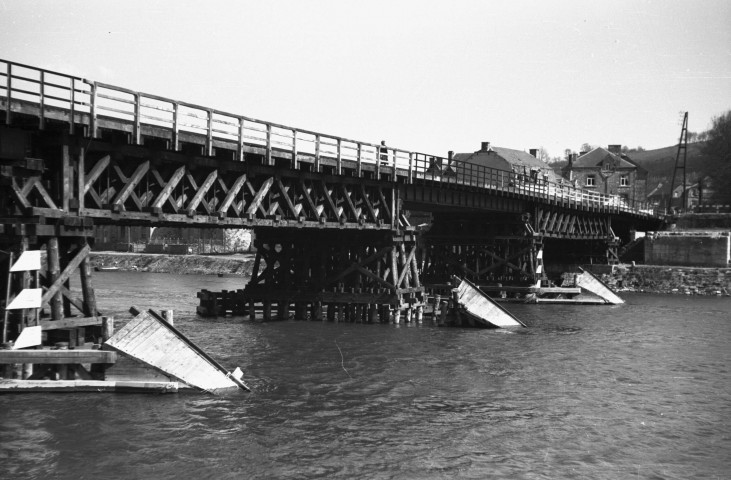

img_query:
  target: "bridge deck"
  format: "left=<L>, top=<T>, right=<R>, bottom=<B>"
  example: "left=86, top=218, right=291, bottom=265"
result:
left=0, top=58, right=659, bottom=226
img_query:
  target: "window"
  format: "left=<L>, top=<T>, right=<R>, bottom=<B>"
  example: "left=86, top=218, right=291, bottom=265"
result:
left=586, top=175, right=596, bottom=187
left=620, top=174, right=629, bottom=187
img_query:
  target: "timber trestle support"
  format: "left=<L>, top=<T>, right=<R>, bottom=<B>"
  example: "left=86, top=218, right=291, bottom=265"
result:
left=0, top=215, right=113, bottom=380
left=198, top=228, right=426, bottom=324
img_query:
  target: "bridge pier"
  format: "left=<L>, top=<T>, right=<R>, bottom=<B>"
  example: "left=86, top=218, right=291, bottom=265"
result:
left=0, top=215, right=107, bottom=378
left=420, top=212, right=546, bottom=302
left=199, top=228, right=425, bottom=321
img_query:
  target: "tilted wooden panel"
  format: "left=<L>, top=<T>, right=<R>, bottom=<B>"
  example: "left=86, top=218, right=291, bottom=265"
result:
left=104, top=311, right=238, bottom=392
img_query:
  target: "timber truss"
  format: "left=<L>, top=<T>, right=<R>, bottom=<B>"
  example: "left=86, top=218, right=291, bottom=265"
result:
left=242, top=229, right=424, bottom=322
left=533, top=206, right=614, bottom=240
left=0, top=131, right=398, bottom=230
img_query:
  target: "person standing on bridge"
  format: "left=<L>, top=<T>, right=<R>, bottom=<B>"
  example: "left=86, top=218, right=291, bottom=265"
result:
left=379, top=140, right=389, bottom=166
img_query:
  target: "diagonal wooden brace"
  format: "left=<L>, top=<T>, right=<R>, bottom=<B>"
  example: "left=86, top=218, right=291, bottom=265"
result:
left=41, top=243, right=91, bottom=306
left=112, top=160, right=149, bottom=210
left=186, top=169, right=217, bottom=216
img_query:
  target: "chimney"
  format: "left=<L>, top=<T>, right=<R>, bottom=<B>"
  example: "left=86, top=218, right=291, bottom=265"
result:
left=448, top=151, right=454, bottom=160
left=529, top=148, right=538, bottom=158
left=568, top=153, right=576, bottom=167
left=481, top=141, right=490, bottom=152
left=608, top=144, right=622, bottom=155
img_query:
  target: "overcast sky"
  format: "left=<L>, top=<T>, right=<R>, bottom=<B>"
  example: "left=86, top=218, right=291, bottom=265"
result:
left=2, top=0, right=730, bottom=159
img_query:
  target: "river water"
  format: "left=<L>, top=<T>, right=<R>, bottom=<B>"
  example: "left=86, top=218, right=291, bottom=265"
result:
left=1, top=271, right=730, bottom=479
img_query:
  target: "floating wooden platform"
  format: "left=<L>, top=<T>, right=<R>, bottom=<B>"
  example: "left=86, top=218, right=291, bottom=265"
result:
left=0, top=379, right=178, bottom=393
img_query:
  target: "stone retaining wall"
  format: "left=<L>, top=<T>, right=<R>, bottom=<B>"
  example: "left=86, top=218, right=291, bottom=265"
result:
left=584, top=264, right=731, bottom=296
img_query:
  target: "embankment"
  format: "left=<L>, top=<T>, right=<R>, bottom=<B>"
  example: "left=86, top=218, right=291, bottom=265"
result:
left=584, top=264, right=731, bottom=296
left=90, top=252, right=255, bottom=276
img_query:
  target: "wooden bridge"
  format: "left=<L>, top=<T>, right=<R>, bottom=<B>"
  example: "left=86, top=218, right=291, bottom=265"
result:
left=0, top=58, right=662, bottom=337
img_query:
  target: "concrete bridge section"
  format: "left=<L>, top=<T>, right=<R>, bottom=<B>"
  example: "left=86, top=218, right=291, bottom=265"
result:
left=0, top=59, right=663, bottom=336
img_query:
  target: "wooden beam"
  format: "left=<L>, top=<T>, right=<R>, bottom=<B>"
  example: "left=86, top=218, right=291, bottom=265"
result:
left=151, top=166, right=186, bottom=210
left=112, top=160, right=149, bottom=208
left=0, top=350, right=116, bottom=364
left=10, top=177, right=31, bottom=209
left=360, top=184, right=378, bottom=222
left=340, top=185, right=360, bottom=221
left=217, top=174, right=247, bottom=216
left=320, top=181, right=341, bottom=221
left=83, top=155, right=110, bottom=194
left=185, top=169, right=217, bottom=215
left=41, top=243, right=90, bottom=305
left=246, top=177, right=274, bottom=217
left=275, top=178, right=299, bottom=217
left=0, top=379, right=179, bottom=393
left=299, top=179, right=321, bottom=219
left=39, top=316, right=102, bottom=331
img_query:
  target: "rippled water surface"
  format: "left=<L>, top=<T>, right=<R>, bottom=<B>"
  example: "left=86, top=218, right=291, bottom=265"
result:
left=1, top=272, right=730, bottom=479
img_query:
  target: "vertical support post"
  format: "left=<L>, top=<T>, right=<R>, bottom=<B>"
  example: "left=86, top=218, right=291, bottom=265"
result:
left=2, top=252, right=13, bottom=344
left=133, top=93, right=141, bottom=145
left=408, top=152, right=414, bottom=184
left=172, top=102, right=180, bottom=151
left=314, top=135, right=321, bottom=173
left=101, top=316, right=114, bottom=342
left=62, top=142, right=71, bottom=211
left=69, top=78, right=76, bottom=135
left=292, top=130, right=298, bottom=169
left=79, top=240, right=98, bottom=317
left=238, top=117, right=245, bottom=161
left=356, top=143, right=362, bottom=177
left=207, top=109, right=214, bottom=157
left=5, top=62, right=11, bottom=125
left=39, top=71, right=46, bottom=130
left=89, top=82, right=98, bottom=138
left=266, top=124, right=273, bottom=166
left=336, top=138, right=342, bottom=175
left=46, top=237, right=64, bottom=321
left=76, top=145, right=85, bottom=211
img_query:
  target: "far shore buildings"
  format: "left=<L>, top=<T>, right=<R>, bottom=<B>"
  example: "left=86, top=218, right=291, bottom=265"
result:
left=561, top=145, right=648, bottom=204
left=450, top=141, right=561, bottom=184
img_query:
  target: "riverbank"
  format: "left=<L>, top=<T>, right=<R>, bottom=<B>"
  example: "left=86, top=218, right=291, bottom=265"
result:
left=90, top=252, right=731, bottom=296
left=90, top=252, right=255, bottom=276
left=584, top=264, right=731, bottom=296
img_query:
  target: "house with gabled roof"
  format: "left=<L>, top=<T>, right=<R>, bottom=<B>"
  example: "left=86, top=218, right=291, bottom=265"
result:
left=451, top=141, right=561, bottom=185
left=561, top=145, right=647, bottom=203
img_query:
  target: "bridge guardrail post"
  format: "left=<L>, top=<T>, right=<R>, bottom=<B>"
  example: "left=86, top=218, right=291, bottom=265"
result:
left=133, top=93, right=141, bottom=145
left=4, top=62, right=11, bottom=125
left=266, top=123, right=272, bottom=166
left=89, top=82, right=98, bottom=138
left=237, top=117, right=244, bottom=160
left=207, top=109, right=214, bottom=157
left=315, top=135, right=321, bottom=172
left=39, top=71, right=45, bottom=130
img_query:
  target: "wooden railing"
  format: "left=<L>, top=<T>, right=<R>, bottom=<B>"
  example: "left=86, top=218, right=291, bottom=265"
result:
left=0, top=59, right=658, bottom=217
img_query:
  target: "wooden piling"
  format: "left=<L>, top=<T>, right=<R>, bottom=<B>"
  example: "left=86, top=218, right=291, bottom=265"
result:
left=46, top=237, right=64, bottom=322
left=262, top=301, right=272, bottom=322
left=101, top=316, right=114, bottom=342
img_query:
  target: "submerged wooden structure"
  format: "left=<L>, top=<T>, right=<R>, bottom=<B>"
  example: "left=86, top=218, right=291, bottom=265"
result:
left=453, top=277, right=526, bottom=328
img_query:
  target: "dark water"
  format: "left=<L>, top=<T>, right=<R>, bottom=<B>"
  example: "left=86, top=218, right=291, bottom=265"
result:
left=1, top=272, right=730, bottom=479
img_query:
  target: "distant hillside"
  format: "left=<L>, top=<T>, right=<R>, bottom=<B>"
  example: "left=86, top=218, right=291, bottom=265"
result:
left=629, top=142, right=710, bottom=185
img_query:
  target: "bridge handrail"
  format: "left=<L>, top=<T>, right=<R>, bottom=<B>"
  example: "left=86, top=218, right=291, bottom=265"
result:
left=0, top=58, right=659, bottom=217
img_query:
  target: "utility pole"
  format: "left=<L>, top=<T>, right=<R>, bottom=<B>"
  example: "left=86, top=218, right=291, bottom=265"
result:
left=668, top=112, right=689, bottom=212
